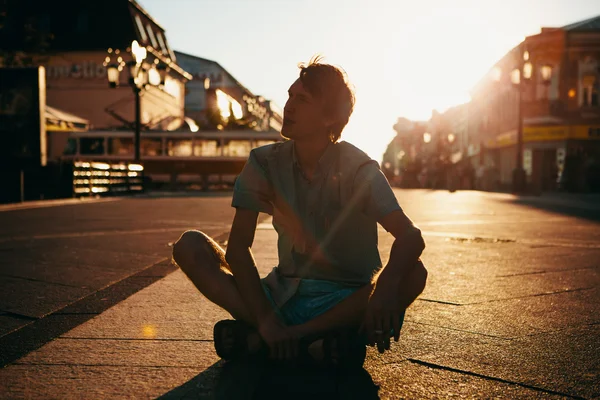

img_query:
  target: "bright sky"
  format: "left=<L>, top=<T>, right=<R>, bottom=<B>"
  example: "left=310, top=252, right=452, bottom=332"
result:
left=140, top=0, right=600, bottom=161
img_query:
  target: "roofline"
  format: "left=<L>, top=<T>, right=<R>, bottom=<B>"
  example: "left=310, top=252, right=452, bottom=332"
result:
left=174, top=50, right=255, bottom=97
left=561, top=14, right=600, bottom=31
left=147, top=47, right=192, bottom=81
left=173, top=51, right=219, bottom=65
left=470, top=14, right=599, bottom=96
left=129, top=0, right=166, bottom=32
left=469, top=42, right=522, bottom=96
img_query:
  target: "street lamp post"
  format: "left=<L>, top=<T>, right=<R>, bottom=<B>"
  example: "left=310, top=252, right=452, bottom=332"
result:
left=507, top=49, right=552, bottom=194
left=106, top=41, right=168, bottom=164
left=511, top=50, right=532, bottom=194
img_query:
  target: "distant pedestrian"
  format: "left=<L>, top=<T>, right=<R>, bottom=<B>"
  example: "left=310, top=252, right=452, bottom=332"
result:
left=172, top=56, right=427, bottom=368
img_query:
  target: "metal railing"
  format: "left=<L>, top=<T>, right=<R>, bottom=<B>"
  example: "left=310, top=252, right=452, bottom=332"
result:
left=73, top=161, right=145, bottom=196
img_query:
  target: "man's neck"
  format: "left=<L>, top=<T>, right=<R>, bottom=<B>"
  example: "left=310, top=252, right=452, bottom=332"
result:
left=293, top=137, right=332, bottom=178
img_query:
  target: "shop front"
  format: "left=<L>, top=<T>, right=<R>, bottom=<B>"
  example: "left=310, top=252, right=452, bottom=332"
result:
left=485, top=124, right=600, bottom=192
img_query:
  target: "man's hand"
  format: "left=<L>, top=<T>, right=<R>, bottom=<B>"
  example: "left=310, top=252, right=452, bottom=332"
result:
left=361, top=278, right=403, bottom=353
left=257, top=311, right=299, bottom=361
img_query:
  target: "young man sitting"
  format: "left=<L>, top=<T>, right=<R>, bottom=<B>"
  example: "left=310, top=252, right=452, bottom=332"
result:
left=172, top=56, right=427, bottom=367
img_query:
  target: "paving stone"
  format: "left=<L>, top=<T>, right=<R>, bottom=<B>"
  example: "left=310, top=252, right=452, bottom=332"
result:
left=0, top=245, right=163, bottom=289
left=367, top=361, right=569, bottom=399
left=419, top=263, right=599, bottom=305
left=366, top=322, right=599, bottom=399
left=62, top=270, right=230, bottom=341
left=0, top=276, right=88, bottom=318
left=408, top=287, right=600, bottom=338
left=0, top=315, right=32, bottom=338
left=0, top=364, right=205, bottom=400
left=15, top=338, right=219, bottom=368
left=36, top=233, right=177, bottom=258
left=1, top=191, right=599, bottom=399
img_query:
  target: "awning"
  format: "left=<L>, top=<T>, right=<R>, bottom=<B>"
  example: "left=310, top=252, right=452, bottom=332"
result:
left=523, top=116, right=564, bottom=125
left=46, top=105, right=90, bottom=132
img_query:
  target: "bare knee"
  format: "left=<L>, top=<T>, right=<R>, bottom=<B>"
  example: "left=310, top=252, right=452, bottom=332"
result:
left=172, top=230, right=221, bottom=271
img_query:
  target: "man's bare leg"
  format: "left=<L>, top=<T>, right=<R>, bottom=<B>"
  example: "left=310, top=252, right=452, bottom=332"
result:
left=291, top=261, right=428, bottom=340
left=172, top=230, right=253, bottom=323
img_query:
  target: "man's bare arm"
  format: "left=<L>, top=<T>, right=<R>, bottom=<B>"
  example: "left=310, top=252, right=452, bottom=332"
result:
left=224, top=208, right=273, bottom=324
left=361, top=209, right=427, bottom=348
left=377, top=209, right=426, bottom=285
left=225, top=208, right=299, bottom=359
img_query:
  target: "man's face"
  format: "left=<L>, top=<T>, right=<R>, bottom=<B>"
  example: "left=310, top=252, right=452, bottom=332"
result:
left=281, top=78, right=329, bottom=141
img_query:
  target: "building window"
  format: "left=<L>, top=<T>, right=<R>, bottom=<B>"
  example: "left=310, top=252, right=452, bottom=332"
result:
left=80, top=138, right=105, bottom=155
left=146, top=24, right=159, bottom=48
left=582, top=75, right=598, bottom=106
left=141, top=138, right=162, bottom=156
left=167, top=139, right=192, bottom=157
left=222, top=140, right=252, bottom=157
left=134, top=15, right=147, bottom=42
left=108, top=138, right=133, bottom=155
left=193, top=140, right=218, bottom=157
left=64, top=138, right=77, bottom=155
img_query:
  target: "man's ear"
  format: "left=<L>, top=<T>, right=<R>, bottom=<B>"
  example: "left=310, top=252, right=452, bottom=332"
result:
left=322, top=109, right=338, bottom=129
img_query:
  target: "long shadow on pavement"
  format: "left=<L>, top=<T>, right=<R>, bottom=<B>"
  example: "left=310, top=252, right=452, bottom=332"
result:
left=501, top=195, right=600, bottom=222
left=158, top=359, right=380, bottom=399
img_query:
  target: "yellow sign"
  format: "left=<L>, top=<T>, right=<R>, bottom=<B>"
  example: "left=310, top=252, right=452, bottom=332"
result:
left=570, top=125, right=600, bottom=140
left=523, top=126, right=568, bottom=142
left=487, top=125, right=600, bottom=148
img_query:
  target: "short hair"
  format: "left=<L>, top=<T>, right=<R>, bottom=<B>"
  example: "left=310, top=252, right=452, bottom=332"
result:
left=298, top=55, right=355, bottom=143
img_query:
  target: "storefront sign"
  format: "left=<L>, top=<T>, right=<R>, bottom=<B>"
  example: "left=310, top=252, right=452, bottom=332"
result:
left=46, top=62, right=107, bottom=80
left=564, top=125, right=600, bottom=140
left=523, top=126, right=568, bottom=142
left=588, top=127, right=600, bottom=138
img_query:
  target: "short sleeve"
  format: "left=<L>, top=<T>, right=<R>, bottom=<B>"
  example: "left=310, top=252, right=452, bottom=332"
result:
left=353, top=162, right=401, bottom=220
left=231, top=150, right=274, bottom=214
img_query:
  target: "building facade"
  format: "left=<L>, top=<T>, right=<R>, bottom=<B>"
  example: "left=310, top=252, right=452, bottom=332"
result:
left=383, top=118, right=429, bottom=187
left=1, top=0, right=192, bottom=136
left=175, top=51, right=282, bottom=132
left=469, top=15, right=600, bottom=192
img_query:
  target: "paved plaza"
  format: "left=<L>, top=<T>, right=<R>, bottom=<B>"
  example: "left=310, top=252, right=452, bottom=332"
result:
left=1, top=190, right=599, bottom=399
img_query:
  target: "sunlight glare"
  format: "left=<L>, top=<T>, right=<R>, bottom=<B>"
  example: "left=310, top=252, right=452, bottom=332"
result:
left=142, top=324, right=156, bottom=338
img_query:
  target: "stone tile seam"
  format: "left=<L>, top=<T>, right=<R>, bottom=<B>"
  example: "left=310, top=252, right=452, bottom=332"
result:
left=0, top=272, right=92, bottom=289
left=0, top=258, right=170, bottom=342
left=1, top=257, right=171, bottom=321
left=403, top=358, right=587, bottom=400
left=0, top=213, right=259, bottom=369
left=417, top=286, right=598, bottom=307
left=0, top=311, right=37, bottom=320
left=462, top=287, right=597, bottom=305
left=410, top=319, right=600, bottom=341
left=406, top=321, right=514, bottom=341
left=496, top=266, right=600, bottom=277
left=520, top=321, right=600, bottom=339
left=416, top=287, right=596, bottom=308
left=10, top=362, right=208, bottom=369
left=55, top=337, right=214, bottom=342
left=0, top=225, right=225, bottom=243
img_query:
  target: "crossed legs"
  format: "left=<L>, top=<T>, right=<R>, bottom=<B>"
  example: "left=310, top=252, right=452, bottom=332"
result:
left=172, top=229, right=427, bottom=341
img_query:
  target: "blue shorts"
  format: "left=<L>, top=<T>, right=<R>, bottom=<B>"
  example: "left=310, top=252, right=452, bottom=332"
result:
left=260, top=278, right=405, bottom=340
